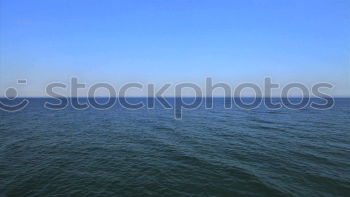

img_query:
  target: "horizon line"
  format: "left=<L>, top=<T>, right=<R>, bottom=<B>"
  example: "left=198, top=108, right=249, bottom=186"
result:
left=1, top=96, right=349, bottom=99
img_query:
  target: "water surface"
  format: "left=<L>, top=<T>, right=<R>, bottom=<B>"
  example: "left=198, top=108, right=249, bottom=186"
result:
left=1, top=98, right=349, bottom=196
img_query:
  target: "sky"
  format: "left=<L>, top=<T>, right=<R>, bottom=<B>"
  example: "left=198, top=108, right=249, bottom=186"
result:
left=0, top=0, right=349, bottom=97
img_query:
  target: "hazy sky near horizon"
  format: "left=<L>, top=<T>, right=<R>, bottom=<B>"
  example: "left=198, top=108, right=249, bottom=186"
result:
left=0, top=0, right=349, bottom=96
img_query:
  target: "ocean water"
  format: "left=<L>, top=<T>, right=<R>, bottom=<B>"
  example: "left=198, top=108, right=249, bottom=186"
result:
left=0, top=98, right=349, bottom=197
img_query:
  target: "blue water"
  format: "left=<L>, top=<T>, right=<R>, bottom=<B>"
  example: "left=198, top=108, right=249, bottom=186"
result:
left=1, top=98, right=349, bottom=196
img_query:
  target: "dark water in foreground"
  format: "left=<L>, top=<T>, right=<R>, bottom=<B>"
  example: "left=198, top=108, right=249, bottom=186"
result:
left=1, top=98, right=349, bottom=197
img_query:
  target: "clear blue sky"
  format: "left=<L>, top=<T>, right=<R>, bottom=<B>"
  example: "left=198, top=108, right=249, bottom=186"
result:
left=0, top=0, right=349, bottom=96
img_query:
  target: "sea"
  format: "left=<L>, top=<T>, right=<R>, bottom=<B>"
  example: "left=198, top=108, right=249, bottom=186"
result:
left=1, top=98, right=349, bottom=197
